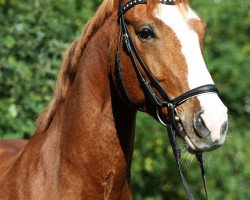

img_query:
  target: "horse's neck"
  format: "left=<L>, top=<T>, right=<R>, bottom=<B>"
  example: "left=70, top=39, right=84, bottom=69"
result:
left=56, top=20, right=136, bottom=177
left=58, top=55, right=137, bottom=176
left=8, top=18, right=136, bottom=197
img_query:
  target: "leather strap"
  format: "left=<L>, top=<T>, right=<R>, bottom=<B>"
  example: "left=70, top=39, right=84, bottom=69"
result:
left=172, top=84, right=219, bottom=106
left=121, top=0, right=182, bottom=16
left=196, top=154, right=210, bottom=200
left=115, top=20, right=133, bottom=106
left=167, top=125, right=195, bottom=200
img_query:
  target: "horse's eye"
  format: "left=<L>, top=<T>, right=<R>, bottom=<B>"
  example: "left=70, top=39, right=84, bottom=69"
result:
left=137, top=26, right=155, bottom=40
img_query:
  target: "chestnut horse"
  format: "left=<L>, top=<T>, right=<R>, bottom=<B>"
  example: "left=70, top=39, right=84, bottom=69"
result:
left=0, top=0, right=228, bottom=199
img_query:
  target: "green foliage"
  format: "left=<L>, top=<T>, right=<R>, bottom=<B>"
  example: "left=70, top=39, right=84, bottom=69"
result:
left=0, top=0, right=249, bottom=199
left=0, top=0, right=102, bottom=138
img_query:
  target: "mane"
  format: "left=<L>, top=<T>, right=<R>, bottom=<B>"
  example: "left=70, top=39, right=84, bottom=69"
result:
left=36, top=0, right=115, bottom=132
left=36, top=0, right=189, bottom=133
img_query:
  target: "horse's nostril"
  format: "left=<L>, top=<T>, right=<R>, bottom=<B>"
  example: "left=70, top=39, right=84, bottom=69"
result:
left=220, top=121, right=228, bottom=136
left=193, top=108, right=210, bottom=138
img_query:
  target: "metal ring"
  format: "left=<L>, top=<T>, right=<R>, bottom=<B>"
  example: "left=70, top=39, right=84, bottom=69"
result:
left=156, top=108, right=168, bottom=127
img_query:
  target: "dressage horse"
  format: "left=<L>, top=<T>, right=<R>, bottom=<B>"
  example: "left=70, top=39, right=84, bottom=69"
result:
left=0, top=0, right=228, bottom=199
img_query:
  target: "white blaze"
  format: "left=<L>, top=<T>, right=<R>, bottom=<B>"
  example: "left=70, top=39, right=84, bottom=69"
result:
left=154, top=4, right=228, bottom=141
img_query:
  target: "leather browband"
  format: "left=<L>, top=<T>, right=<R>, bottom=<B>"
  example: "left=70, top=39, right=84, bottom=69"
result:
left=121, top=0, right=182, bottom=16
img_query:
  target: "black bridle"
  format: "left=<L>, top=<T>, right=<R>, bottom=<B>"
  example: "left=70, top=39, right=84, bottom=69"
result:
left=116, top=0, right=219, bottom=199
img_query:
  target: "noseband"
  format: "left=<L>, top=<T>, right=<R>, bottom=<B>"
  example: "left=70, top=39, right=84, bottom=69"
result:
left=116, top=0, right=218, bottom=199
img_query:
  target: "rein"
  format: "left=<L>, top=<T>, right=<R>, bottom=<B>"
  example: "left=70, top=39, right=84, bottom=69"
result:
left=115, top=0, right=217, bottom=199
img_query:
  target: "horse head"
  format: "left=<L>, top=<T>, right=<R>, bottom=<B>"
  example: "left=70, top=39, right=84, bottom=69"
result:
left=113, top=0, right=228, bottom=153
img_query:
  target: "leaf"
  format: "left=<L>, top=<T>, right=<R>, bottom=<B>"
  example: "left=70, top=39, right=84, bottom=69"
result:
left=8, top=104, right=18, bottom=118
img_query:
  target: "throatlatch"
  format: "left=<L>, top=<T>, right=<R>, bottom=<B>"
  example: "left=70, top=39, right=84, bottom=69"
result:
left=116, top=0, right=217, bottom=199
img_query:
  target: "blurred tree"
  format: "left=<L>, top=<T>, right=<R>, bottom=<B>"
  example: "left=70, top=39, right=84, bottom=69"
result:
left=0, top=0, right=102, bottom=138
